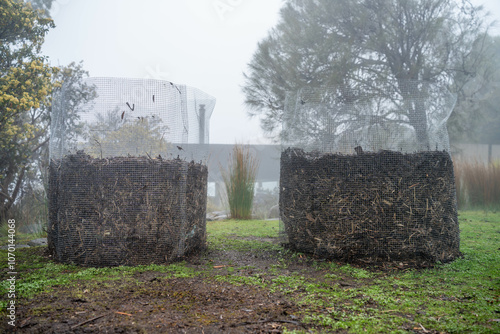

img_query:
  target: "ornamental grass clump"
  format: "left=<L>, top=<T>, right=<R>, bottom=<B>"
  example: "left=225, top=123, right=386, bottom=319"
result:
left=221, top=144, right=259, bottom=220
left=455, top=160, right=500, bottom=209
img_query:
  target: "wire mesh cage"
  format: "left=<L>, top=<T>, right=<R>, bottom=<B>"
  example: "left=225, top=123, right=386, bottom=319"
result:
left=280, top=81, right=460, bottom=264
left=48, top=77, right=215, bottom=266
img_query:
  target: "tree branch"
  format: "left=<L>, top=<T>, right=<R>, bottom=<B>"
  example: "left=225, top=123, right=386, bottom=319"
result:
left=31, top=137, right=50, bottom=154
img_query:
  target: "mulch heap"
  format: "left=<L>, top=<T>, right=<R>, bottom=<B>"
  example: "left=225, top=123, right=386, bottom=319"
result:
left=48, top=152, right=208, bottom=267
left=280, top=148, right=461, bottom=264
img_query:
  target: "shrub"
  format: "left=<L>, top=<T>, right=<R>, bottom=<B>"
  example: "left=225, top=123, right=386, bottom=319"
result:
left=221, top=144, right=259, bottom=220
left=454, top=160, right=500, bottom=210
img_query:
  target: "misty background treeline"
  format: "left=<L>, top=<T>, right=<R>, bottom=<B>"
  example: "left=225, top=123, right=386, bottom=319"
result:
left=1, top=0, right=500, bottom=229
left=242, top=0, right=500, bottom=147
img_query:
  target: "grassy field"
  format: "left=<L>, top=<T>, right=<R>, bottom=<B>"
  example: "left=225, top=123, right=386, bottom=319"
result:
left=1, top=211, right=499, bottom=333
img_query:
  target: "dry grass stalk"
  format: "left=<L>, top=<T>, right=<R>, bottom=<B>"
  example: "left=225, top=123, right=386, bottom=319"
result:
left=454, top=160, right=500, bottom=209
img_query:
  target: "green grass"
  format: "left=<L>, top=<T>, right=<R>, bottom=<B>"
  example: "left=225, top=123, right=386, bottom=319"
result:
left=209, top=212, right=500, bottom=333
left=206, top=219, right=282, bottom=253
left=207, top=219, right=279, bottom=238
left=0, top=212, right=499, bottom=333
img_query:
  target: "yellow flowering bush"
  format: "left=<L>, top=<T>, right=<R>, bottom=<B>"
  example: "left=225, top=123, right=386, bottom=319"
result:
left=0, top=0, right=56, bottom=218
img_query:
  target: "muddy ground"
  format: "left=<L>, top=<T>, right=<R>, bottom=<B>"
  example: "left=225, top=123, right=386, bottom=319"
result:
left=3, top=235, right=426, bottom=334
left=5, top=238, right=317, bottom=333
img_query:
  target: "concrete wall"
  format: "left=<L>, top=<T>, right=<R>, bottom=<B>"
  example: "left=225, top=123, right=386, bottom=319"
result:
left=168, top=143, right=281, bottom=183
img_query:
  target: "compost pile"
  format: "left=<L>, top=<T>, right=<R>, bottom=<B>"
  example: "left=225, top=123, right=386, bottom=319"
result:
left=48, top=152, right=207, bottom=267
left=280, top=148, right=460, bottom=264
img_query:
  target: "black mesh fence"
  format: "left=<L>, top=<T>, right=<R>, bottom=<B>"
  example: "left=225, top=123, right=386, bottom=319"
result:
left=48, top=77, right=215, bottom=266
left=280, top=81, right=460, bottom=264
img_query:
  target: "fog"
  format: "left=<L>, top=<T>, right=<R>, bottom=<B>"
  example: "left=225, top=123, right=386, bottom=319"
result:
left=41, top=0, right=500, bottom=145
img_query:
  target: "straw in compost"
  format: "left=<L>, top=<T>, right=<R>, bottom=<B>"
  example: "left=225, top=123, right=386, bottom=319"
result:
left=48, top=152, right=208, bottom=267
left=280, top=148, right=460, bottom=264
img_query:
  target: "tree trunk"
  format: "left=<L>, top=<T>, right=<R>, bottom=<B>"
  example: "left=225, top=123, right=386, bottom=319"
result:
left=488, top=143, right=492, bottom=165
left=398, top=80, right=429, bottom=150
left=409, top=99, right=430, bottom=150
left=0, top=166, right=25, bottom=222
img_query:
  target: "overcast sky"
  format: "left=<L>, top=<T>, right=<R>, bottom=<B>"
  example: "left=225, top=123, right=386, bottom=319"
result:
left=42, top=0, right=500, bottom=145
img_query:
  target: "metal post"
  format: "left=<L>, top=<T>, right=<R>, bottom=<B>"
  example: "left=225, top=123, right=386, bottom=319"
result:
left=199, top=104, right=206, bottom=144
